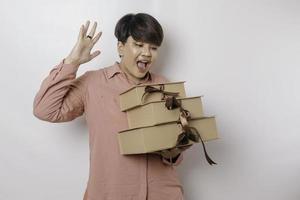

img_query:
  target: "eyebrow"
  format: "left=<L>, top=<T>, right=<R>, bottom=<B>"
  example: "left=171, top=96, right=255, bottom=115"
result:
left=133, top=40, right=158, bottom=47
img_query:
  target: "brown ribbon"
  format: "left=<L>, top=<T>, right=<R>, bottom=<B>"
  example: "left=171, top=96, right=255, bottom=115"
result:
left=177, top=125, right=217, bottom=165
left=165, top=96, right=217, bottom=165
left=141, top=85, right=179, bottom=103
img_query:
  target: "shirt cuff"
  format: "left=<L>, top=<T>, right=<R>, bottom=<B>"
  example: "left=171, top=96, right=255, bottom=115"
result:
left=61, top=58, right=80, bottom=73
left=51, top=58, right=80, bottom=80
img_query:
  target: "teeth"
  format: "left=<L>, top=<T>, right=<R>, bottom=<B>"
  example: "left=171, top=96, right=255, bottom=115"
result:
left=139, top=60, right=149, bottom=63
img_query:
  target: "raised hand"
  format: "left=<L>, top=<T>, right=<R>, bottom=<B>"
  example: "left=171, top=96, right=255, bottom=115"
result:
left=64, top=20, right=102, bottom=66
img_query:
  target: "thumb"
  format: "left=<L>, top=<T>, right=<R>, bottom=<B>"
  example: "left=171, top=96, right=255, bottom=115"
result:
left=90, top=50, right=101, bottom=60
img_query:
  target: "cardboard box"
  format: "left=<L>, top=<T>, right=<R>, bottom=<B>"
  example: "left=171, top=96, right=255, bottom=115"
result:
left=119, top=81, right=186, bottom=111
left=126, top=96, right=204, bottom=129
left=118, top=116, right=218, bottom=154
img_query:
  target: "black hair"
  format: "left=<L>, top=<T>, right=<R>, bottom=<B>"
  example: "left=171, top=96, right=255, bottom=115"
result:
left=114, top=13, right=164, bottom=46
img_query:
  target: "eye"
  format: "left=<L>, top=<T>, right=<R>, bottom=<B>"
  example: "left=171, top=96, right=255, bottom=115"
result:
left=151, top=46, right=158, bottom=50
left=135, top=43, right=143, bottom=47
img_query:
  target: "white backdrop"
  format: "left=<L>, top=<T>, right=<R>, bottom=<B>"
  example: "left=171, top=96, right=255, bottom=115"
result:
left=1, top=0, right=299, bottom=199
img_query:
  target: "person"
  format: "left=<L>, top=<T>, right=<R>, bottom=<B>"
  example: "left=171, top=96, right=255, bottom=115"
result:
left=33, top=13, right=191, bottom=200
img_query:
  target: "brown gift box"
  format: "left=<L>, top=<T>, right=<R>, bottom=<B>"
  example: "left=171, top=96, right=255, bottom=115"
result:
left=118, top=116, right=218, bottom=154
left=119, top=81, right=186, bottom=111
left=126, top=96, right=204, bottom=129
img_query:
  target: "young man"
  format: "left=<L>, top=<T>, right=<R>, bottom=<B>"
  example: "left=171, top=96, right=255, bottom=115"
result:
left=33, top=13, right=191, bottom=200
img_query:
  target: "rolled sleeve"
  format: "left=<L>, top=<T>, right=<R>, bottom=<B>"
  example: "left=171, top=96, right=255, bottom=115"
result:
left=33, top=58, right=88, bottom=123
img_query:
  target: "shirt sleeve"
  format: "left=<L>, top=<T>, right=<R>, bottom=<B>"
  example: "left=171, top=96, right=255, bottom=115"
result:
left=33, top=58, right=88, bottom=123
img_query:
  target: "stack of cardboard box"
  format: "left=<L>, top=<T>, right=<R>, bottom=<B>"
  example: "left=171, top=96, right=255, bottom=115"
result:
left=117, top=81, right=218, bottom=163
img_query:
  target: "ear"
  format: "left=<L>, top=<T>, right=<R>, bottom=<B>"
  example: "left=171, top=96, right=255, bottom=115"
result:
left=117, top=41, right=124, bottom=56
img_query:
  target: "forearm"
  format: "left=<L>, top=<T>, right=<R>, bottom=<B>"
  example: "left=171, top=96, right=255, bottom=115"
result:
left=33, top=58, right=84, bottom=122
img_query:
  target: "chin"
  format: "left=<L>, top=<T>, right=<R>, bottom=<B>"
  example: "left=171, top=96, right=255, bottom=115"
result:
left=137, top=71, right=149, bottom=78
left=137, top=67, right=151, bottom=78
left=135, top=73, right=146, bottom=79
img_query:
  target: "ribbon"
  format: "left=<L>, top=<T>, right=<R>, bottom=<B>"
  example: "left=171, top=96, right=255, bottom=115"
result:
left=176, top=126, right=217, bottom=165
left=141, top=85, right=179, bottom=103
left=164, top=96, right=217, bottom=165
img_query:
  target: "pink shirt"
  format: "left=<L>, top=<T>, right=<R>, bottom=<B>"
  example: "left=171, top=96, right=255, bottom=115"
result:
left=33, top=59, right=185, bottom=200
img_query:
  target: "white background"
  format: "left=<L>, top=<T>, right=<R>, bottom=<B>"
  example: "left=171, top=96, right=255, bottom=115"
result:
left=1, top=0, right=299, bottom=199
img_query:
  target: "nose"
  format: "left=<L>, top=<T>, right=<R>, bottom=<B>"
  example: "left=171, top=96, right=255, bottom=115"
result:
left=141, top=46, right=151, bottom=57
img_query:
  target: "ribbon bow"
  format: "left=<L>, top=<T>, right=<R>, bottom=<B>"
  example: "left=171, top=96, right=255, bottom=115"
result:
left=141, top=85, right=179, bottom=103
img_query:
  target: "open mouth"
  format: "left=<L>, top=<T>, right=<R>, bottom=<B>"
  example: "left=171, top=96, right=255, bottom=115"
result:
left=137, top=60, right=150, bottom=72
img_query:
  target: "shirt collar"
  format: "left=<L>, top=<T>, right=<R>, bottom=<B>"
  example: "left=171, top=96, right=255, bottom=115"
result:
left=106, top=61, right=152, bottom=83
left=105, top=62, right=123, bottom=79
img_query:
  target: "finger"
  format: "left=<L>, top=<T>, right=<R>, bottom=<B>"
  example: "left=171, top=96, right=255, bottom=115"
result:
left=92, top=31, right=102, bottom=45
left=88, top=21, right=97, bottom=38
left=90, top=50, right=101, bottom=60
left=83, top=20, right=90, bottom=37
left=77, top=24, right=84, bottom=40
left=162, top=150, right=172, bottom=157
left=171, top=147, right=181, bottom=154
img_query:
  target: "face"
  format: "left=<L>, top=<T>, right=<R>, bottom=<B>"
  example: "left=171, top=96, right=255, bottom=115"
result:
left=118, top=36, right=159, bottom=80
